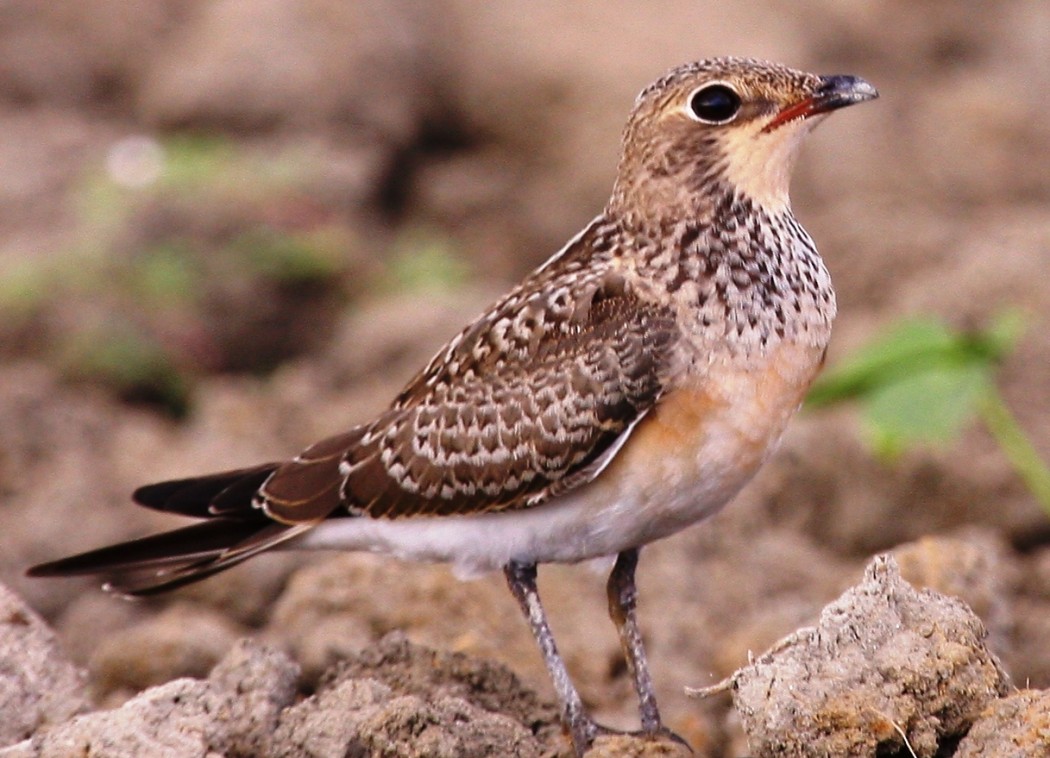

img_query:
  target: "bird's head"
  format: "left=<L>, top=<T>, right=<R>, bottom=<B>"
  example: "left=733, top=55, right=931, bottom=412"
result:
left=609, top=57, right=878, bottom=226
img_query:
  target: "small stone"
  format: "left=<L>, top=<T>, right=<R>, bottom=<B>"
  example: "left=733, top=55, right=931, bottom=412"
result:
left=88, top=602, right=243, bottom=698
left=24, top=678, right=214, bottom=758
left=954, top=689, right=1050, bottom=757
left=206, top=639, right=300, bottom=757
left=0, top=583, right=87, bottom=745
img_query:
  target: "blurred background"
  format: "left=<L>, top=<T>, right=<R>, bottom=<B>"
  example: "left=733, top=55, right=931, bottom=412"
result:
left=0, top=1, right=1047, bottom=753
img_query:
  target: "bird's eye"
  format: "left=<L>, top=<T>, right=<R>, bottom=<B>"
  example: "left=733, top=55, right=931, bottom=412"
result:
left=687, top=84, right=741, bottom=124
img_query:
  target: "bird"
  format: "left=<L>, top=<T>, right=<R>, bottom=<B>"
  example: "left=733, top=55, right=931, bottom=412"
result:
left=29, top=57, right=877, bottom=755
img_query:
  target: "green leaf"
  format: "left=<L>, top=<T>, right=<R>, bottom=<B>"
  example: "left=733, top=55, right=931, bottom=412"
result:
left=862, top=363, right=990, bottom=457
left=806, top=312, right=1050, bottom=519
left=807, top=319, right=959, bottom=407
left=980, top=390, right=1050, bottom=517
left=979, top=309, right=1025, bottom=359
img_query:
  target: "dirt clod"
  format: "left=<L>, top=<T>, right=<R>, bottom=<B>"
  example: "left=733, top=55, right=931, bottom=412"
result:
left=704, top=555, right=1010, bottom=758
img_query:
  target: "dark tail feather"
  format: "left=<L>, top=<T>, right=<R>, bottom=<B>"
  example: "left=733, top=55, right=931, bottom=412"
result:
left=26, top=518, right=312, bottom=597
left=132, top=463, right=280, bottom=518
left=103, top=522, right=315, bottom=596
left=27, top=519, right=266, bottom=577
left=30, top=461, right=324, bottom=596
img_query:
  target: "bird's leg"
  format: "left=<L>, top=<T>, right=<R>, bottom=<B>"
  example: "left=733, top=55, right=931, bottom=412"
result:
left=609, top=548, right=691, bottom=751
left=504, top=560, right=597, bottom=755
left=607, top=547, right=663, bottom=732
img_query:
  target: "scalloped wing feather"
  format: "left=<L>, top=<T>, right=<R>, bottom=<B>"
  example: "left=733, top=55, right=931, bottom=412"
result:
left=259, top=232, right=677, bottom=523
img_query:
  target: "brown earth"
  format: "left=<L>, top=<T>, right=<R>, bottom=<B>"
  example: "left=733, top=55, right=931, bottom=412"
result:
left=0, top=1, right=1048, bottom=756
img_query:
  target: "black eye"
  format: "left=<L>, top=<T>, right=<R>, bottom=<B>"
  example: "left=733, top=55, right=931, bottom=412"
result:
left=687, top=84, right=741, bottom=124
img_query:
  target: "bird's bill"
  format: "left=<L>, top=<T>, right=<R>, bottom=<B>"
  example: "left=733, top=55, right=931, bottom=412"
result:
left=763, top=74, right=878, bottom=133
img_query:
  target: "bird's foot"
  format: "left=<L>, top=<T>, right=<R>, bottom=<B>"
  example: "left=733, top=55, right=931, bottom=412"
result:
left=630, top=725, right=694, bottom=752
left=569, top=718, right=693, bottom=756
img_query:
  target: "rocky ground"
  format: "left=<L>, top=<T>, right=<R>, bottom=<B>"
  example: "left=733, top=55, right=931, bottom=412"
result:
left=1, top=554, right=1044, bottom=756
left=0, top=1, right=1048, bottom=756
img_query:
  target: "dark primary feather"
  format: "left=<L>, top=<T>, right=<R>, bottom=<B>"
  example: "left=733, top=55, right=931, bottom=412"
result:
left=27, top=466, right=298, bottom=595
left=26, top=519, right=265, bottom=577
left=133, top=463, right=279, bottom=517
left=24, top=517, right=305, bottom=597
left=102, top=523, right=314, bottom=596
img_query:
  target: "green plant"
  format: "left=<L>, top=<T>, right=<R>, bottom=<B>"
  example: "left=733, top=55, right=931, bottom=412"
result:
left=382, top=228, right=470, bottom=294
left=125, top=241, right=200, bottom=305
left=57, top=322, right=191, bottom=418
left=807, top=313, right=1050, bottom=516
left=229, top=227, right=348, bottom=286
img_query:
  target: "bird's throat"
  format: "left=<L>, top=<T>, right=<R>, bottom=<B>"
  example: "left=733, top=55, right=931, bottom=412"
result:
left=717, top=118, right=819, bottom=215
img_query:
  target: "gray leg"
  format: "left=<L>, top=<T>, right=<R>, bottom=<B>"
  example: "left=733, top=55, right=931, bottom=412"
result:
left=504, top=561, right=596, bottom=755
left=607, top=547, right=662, bottom=732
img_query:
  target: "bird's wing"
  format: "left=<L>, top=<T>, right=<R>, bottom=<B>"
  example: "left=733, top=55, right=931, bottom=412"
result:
left=260, top=264, right=678, bottom=523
